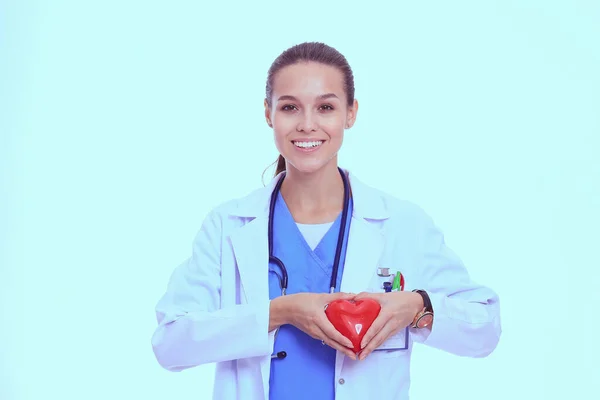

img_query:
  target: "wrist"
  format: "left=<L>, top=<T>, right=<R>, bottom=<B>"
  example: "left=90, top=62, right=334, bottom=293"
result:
left=411, top=291, right=424, bottom=314
left=269, top=296, right=292, bottom=331
left=410, top=290, right=434, bottom=329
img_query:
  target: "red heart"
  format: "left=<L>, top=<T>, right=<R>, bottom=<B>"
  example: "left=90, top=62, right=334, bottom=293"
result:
left=325, top=298, right=381, bottom=353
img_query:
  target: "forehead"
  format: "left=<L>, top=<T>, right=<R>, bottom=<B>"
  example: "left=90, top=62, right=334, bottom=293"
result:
left=272, top=62, right=345, bottom=99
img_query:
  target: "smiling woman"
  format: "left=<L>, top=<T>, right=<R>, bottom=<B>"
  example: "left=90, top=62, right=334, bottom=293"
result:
left=151, top=42, right=502, bottom=400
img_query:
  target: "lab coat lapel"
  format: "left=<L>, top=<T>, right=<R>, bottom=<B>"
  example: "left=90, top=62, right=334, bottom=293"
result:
left=339, top=171, right=389, bottom=294
left=229, top=216, right=269, bottom=306
left=339, top=217, right=385, bottom=294
left=228, top=183, right=276, bottom=400
left=228, top=174, right=282, bottom=306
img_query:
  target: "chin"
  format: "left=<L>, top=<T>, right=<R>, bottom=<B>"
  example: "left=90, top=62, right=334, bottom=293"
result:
left=287, top=157, right=336, bottom=175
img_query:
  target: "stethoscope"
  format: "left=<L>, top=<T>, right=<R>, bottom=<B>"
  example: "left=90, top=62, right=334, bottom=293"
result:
left=269, top=167, right=351, bottom=360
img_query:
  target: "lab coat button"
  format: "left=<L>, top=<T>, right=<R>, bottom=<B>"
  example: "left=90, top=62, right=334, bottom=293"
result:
left=338, top=378, right=345, bottom=385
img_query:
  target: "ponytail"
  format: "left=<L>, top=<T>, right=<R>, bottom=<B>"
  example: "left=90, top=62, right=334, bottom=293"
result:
left=274, top=155, right=286, bottom=177
left=261, top=155, right=287, bottom=186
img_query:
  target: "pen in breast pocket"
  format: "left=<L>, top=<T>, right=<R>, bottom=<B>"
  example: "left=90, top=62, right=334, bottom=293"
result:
left=391, top=272, right=405, bottom=291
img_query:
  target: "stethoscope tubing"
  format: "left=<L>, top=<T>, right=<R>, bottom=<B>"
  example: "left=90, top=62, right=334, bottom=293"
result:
left=267, top=167, right=351, bottom=361
left=267, top=167, right=350, bottom=295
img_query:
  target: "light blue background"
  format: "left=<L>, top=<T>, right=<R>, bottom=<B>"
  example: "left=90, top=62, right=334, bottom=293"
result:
left=2, top=1, right=599, bottom=399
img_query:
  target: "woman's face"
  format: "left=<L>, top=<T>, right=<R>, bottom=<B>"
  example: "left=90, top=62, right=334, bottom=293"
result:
left=265, top=62, right=358, bottom=175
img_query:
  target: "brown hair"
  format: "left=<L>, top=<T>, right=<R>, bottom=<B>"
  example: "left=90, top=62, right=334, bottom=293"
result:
left=264, top=42, right=355, bottom=178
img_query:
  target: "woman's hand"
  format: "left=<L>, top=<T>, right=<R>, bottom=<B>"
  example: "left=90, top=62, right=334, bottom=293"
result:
left=354, top=291, right=424, bottom=360
left=282, top=292, right=358, bottom=360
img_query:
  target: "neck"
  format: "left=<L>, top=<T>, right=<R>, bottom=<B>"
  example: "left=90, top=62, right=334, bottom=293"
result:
left=280, top=162, right=345, bottom=224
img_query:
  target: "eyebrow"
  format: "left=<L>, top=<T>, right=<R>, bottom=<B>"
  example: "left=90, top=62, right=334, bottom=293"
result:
left=277, top=93, right=339, bottom=102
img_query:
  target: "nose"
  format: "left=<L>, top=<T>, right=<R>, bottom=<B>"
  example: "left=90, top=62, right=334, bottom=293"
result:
left=296, top=110, right=318, bottom=132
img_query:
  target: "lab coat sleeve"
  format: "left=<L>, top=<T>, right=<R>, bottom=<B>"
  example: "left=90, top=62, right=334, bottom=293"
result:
left=151, top=210, right=273, bottom=371
left=409, top=210, right=502, bottom=358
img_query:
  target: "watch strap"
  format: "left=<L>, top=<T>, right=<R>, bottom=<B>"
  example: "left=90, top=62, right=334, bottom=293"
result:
left=412, top=289, right=433, bottom=313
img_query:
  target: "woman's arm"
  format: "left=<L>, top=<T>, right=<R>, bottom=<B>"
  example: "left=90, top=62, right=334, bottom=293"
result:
left=151, top=210, right=274, bottom=372
left=269, top=296, right=290, bottom=331
left=410, top=210, right=502, bottom=358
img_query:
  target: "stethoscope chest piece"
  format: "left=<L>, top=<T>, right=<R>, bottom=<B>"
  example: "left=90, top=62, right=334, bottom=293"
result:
left=271, top=351, right=287, bottom=360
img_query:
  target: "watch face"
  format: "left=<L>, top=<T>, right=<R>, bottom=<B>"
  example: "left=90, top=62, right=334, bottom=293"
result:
left=418, top=313, right=433, bottom=328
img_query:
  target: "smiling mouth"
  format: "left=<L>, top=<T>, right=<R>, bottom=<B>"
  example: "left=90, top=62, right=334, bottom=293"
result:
left=292, top=140, right=324, bottom=149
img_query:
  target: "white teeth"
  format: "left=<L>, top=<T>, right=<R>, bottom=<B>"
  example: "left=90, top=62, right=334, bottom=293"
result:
left=294, top=141, right=323, bottom=148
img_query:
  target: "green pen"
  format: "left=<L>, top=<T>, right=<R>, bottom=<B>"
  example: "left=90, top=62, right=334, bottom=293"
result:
left=391, top=272, right=401, bottom=291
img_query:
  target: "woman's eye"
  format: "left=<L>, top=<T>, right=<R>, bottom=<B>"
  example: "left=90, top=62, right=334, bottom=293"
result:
left=281, top=104, right=297, bottom=111
left=320, top=104, right=334, bottom=111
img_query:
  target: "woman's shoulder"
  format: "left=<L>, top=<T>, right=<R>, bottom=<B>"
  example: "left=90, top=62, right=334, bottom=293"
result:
left=192, top=187, right=267, bottom=242
left=380, top=193, right=435, bottom=230
left=350, top=173, right=433, bottom=225
left=203, top=184, right=273, bottom=223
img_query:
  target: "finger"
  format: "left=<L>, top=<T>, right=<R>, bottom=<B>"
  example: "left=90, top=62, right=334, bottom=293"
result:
left=353, top=291, right=373, bottom=300
left=322, top=292, right=356, bottom=311
left=328, top=292, right=356, bottom=301
left=314, top=325, right=357, bottom=360
left=359, top=324, right=396, bottom=361
left=360, top=312, right=388, bottom=350
left=354, top=292, right=385, bottom=303
left=318, top=315, right=354, bottom=349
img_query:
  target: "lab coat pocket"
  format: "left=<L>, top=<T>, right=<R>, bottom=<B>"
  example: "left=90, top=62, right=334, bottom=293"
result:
left=374, top=348, right=409, bottom=359
left=373, top=327, right=410, bottom=358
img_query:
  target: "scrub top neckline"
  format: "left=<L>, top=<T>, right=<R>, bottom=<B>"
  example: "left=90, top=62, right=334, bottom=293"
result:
left=296, top=221, right=336, bottom=228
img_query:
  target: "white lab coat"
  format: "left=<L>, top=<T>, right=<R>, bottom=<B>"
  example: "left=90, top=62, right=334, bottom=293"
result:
left=151, top=170, right=501, bottom=400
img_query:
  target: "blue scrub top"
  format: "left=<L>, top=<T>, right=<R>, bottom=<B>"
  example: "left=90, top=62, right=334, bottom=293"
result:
left=268, top=192, right=353, bottom=400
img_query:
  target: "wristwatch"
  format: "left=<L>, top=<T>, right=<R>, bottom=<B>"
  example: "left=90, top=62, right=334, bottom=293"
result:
left=411, top=290, right=434, bottom=329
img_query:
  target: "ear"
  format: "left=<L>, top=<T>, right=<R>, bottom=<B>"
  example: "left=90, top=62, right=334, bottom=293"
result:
left=345, top=99, right=359, bottom=129
left=264, top=99, right=273, bottom=128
